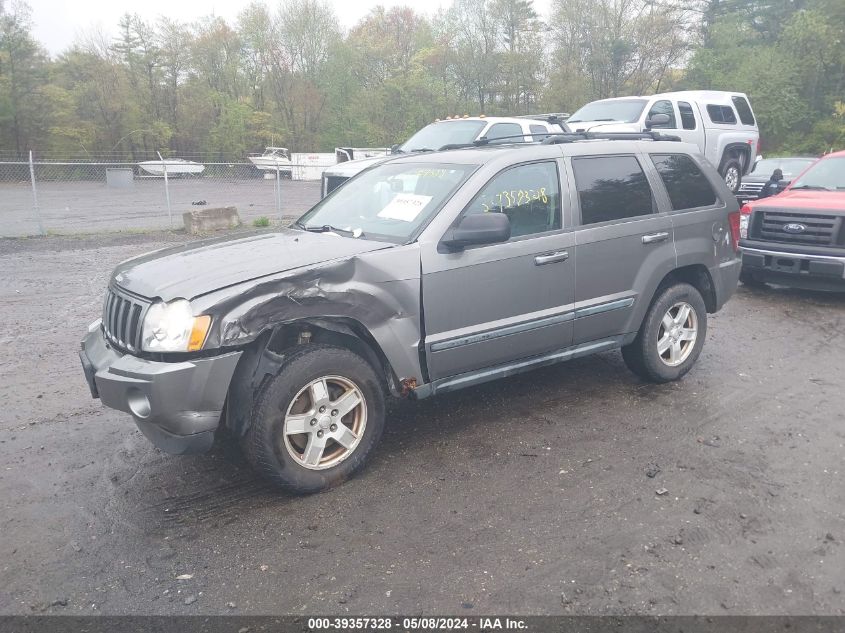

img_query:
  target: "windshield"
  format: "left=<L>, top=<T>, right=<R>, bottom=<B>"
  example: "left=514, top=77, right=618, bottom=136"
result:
left=790, top=157, right=845, bottom=191
left=568, top=99, right=647, bottom=123
left=400, top=120, right=487, bottom=152
left=751, top=158, right=815, bottom=177
left=296, top=162, right=476, bottom=242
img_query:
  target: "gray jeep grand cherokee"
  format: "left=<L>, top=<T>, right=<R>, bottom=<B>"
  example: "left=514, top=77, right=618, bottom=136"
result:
left=80, top=134, right=741, bottom=493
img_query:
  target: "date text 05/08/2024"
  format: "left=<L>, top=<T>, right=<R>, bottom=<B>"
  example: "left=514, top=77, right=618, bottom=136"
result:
left=307, top=617, right=528, bottom=630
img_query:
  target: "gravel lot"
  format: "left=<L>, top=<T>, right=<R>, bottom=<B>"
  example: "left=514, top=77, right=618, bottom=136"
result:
left=0, top=231, right=843, bottom=615
left=0, top=178, right=321, bottom=237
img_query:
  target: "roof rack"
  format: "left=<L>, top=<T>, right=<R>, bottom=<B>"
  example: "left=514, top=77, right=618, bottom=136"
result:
left=515, top=113, right=571, bottom=125
left=433, top=130, right=681, bottom=153
left=438, top=133, right=551, bottom=151
left=541, top=131, right=682, bottom=144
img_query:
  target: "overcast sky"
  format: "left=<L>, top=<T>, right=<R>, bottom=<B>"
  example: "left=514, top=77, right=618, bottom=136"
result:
left=29, top=0, right=553, bottom=56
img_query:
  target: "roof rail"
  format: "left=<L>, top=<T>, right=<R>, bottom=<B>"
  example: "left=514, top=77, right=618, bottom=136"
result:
left=541, top=131, right=682, bottom=144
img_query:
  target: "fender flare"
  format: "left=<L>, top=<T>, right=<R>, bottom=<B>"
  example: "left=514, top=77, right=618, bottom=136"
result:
left=718, top=143, right=752, bottom=175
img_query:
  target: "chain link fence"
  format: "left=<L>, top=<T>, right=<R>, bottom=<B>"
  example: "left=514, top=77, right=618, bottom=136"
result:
left=0, top=154, right=324, bottom=237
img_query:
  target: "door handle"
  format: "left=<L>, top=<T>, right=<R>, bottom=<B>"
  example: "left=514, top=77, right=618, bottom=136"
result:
left=534, top=251, right=569, bottom=265
left=642, top=232, right=669, bottom=244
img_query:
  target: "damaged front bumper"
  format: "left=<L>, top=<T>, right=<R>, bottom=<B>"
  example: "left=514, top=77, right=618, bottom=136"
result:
left=80, top=320, right=242, bottom=454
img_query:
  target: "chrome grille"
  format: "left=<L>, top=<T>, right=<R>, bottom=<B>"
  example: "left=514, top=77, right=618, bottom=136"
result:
left=755, top=211, right=842, bottom=247
left=738, top=182, right=765, bottom=193
left=102, top=287, right=149, bottom=352
left=737, top=182, right=765, bottom=201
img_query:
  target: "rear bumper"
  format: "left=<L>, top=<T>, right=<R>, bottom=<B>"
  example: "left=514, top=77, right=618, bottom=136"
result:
left=712, top=257, right=742, bottom=310
left=80, top=321, right=242, bottom=454
left=741, top=246, right=845, bottom=291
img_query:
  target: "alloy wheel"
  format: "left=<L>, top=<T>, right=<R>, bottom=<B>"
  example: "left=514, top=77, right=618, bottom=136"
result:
left=725, top=166, right=740, bottom=192
left=657, top=302, right=698, bottom=367
left=282, top=375, right=367, bottom=470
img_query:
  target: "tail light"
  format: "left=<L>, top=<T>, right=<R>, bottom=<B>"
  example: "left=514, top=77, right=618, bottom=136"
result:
left=728, top=210, right=741, bottom=252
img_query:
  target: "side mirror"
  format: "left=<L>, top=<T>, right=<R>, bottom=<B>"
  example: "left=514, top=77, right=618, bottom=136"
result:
left=645, top=113, right=670, bottom=129
left=441, top=213, right=511, bottom=251
left=390, top=144, right=401, bottom=154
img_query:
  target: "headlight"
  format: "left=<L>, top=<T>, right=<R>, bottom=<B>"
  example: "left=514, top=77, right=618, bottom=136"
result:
left=141, top=299, right=211, bottom=352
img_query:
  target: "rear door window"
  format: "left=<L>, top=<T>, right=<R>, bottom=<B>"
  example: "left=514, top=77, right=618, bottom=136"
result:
left=651, top=154, right=718, bottom=210
left=731, top=96, right=755, bottom=126
left=486, top=122, right=524, bottom=143
left=678, top=101, right=696, bottom=130
left=529, top=124, right=551, bottom=141
left=572, top=155, right=655, bottom=225
left=706, top=105, right=737, bottom=124
left=647, top=100, right=677, bottom=128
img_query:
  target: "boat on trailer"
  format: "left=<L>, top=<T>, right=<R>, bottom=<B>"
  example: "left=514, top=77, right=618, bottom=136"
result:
left=138, top=159, right=205, bottom=176
left=248, top=147, right=293, bottom=174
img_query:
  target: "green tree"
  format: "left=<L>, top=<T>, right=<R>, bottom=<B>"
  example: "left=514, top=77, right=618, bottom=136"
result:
left=0, top=0, right=49, bottom=155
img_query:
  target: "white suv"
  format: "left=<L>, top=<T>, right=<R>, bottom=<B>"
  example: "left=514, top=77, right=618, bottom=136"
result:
left=567, top=91, right=759, bottom=194
left=320, top=115, right=569, bottom=198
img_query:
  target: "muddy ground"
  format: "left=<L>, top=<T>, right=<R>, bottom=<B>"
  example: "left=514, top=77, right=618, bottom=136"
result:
left=0, top=231, right=843, bottom=615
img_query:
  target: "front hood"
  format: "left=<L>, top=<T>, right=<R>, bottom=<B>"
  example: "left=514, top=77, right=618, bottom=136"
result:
left=112, top=229, right=390, bottom=301
left=325, top=155, right=390, bottom=178
left=748, top=190, right=845, bottom=213
left=741, top=175, right=775, bottom=185
left=568, top=121, right=640, bottom=133
left=742, top=176, right=798, bottom=185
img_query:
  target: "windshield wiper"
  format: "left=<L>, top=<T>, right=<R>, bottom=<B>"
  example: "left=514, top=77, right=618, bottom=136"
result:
left=300, top=223, right=356, bottom=235
left=407, top=147, right=434, bottom=153
left=791, top=185, right=831, bottom=191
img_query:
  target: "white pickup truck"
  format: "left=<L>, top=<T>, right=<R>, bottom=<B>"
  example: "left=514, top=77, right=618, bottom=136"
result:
left=567, top=90, right=759, bottom=193
left=320, top=115, right=569, bottom=198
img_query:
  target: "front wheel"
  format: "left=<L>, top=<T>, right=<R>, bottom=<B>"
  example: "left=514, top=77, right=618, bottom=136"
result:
left=243, top=344, right=386, bottom=493
left=722, top=159, right=742, bottom=194
left=622, top=283, right=708, bottom=383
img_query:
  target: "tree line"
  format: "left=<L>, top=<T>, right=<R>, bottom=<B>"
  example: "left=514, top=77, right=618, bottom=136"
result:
left=0, top=0, right=843, bottom=160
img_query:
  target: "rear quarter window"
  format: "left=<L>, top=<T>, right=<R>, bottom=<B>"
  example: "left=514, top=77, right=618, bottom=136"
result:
left=706, top=105, right=737, bottom=125
left=678, top=101, right=696, bottom=130
left=651, top=154, right=718, bottom=210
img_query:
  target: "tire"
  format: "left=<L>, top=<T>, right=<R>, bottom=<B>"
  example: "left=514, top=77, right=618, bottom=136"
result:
left=622, top=283, right=708, bottom=383
left=739, top=269, right=767, bottom=288
left=243, top=344, right=386, bottom=494
left=721, top=158, right=742, bottom=194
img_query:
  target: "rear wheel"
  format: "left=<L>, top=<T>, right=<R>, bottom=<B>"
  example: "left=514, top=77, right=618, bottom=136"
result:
left=622, top=283, right=707, bottom=383
left=722, top=159, right=742, bottom=194
left=243, top=344, right=386, bottom=493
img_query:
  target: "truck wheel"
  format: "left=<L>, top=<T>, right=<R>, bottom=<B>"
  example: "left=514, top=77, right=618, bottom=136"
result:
left=622, top=283, right=707, bottom=383
left=243, top=344, right=386, bottom=494
left=721, top=159, right=742, bottom=194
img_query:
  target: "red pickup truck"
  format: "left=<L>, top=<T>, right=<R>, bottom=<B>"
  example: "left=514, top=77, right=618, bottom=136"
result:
left=738, top=150, right=845, bottom=291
